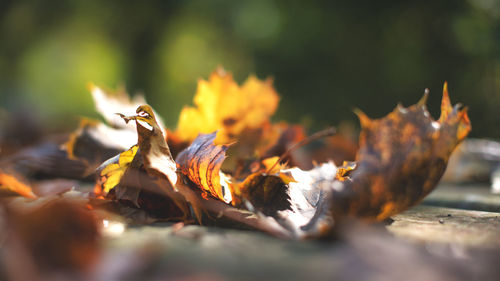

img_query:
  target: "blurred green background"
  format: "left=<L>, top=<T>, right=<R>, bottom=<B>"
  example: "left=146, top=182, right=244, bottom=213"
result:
left=0, top=0, right=499, bottom=138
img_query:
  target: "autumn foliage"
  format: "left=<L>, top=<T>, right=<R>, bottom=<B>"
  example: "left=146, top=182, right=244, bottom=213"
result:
left=1, top=68, right=470, bottom=245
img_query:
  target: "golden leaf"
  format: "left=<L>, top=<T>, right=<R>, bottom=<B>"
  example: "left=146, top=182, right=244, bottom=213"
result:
left=176, top=132, right=232, bottom=203
left=97, top=145, right=138, bottom=193
left=176, top=68, right=279, bottom=143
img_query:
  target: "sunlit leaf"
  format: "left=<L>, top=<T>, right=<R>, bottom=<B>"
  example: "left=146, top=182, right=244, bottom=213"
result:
left=176, top=132, right=232, bottom=203
left=176, top=67, right=279, bottom=143
left=97, top=145, right=138, bottom=193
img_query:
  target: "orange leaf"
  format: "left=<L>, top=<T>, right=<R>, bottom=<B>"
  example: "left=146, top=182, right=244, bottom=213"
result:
left=176, top=132, right=232, bottom=203
left=176, top=67, right=279, bottom=143
left=0, top=171, right=37, bottom=198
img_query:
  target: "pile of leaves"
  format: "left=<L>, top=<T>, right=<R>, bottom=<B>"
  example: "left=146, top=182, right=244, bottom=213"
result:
left=0, top=68, right=470, bottom=275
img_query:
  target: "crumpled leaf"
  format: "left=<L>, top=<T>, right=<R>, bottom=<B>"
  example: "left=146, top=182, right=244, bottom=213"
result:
left=223, top=122, right=308, bottom=178
left=97, top=105, right=190, bottom=218
left=176, top=67, right=279, bottom=143
left=327, top=83, right=471, bottom=221
left=174, top=84, right=471, bottom=238
left=176, top=132, right=232, bottom=203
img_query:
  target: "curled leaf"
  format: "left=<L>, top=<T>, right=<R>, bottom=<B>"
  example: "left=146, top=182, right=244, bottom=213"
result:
left=97, top=105, right=189, bottom=218
left=176, top=132, right=232, bottom=203
left=329, top=84, right=471, bottom=221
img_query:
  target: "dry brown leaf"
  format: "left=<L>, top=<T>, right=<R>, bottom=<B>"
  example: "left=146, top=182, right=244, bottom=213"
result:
left=97, top=105, right=190, bottom=219
left=328, top=83, right=471, bottom=221
left=89, top=74, right=470, bottom=240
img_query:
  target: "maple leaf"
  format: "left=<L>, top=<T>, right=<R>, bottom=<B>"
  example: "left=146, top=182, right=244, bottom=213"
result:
left=327, top=83, right=471, bottom=221
left=176, top=67, right=279, bottom=143
left=174, top=83, right=470, bottom=238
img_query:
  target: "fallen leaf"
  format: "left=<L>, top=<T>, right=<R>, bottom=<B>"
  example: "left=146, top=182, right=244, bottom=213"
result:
left=328, top=83, right=471, bottom=221
left=96, top=145, right=138, bottom=194
left=176, top=67, right=279, bottom=143
left=176, top=132, right=232, bottom=204
left=87, top=72, right=470, bottom=240
left=98, top=105, right=190, bottom=219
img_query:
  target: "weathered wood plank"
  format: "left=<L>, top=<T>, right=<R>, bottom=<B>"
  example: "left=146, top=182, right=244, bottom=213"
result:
left=388, top=205, right=500, bottom=247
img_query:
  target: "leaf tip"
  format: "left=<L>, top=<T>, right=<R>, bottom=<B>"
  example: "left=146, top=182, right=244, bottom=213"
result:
left=439, top=81, right=453, bottom=123
left=354, top=108, right=372, bottom=128
left=417, top=88, right=429, bottom=106
left=457, top=106, right=471, bottom=141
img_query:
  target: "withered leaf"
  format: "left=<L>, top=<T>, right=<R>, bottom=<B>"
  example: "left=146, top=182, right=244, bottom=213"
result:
left=327, top=83, right=471, bottom=221
left=235, top=173, right=291, bottom=216
left=97, top=105, right=190, bottom=218
left=88, top=71, right=470, bottom=240
left=176, top=132, right=232, bottom=204
left=64, top=84, right=169, bottom=177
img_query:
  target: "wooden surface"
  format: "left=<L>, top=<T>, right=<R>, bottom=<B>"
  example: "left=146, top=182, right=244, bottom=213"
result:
left=386, top=184, right=500, bottom=247
left=388, top=205, right=500, bottom=247
left=91, top=183, right=500, bottom=281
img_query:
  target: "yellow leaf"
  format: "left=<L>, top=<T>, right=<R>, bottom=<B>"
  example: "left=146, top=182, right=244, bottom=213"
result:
left=99, top=145, right=138, bottom=193
left=0, top=172, right=37, bottom=198
left=176, top=67, right=280, bottom=143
